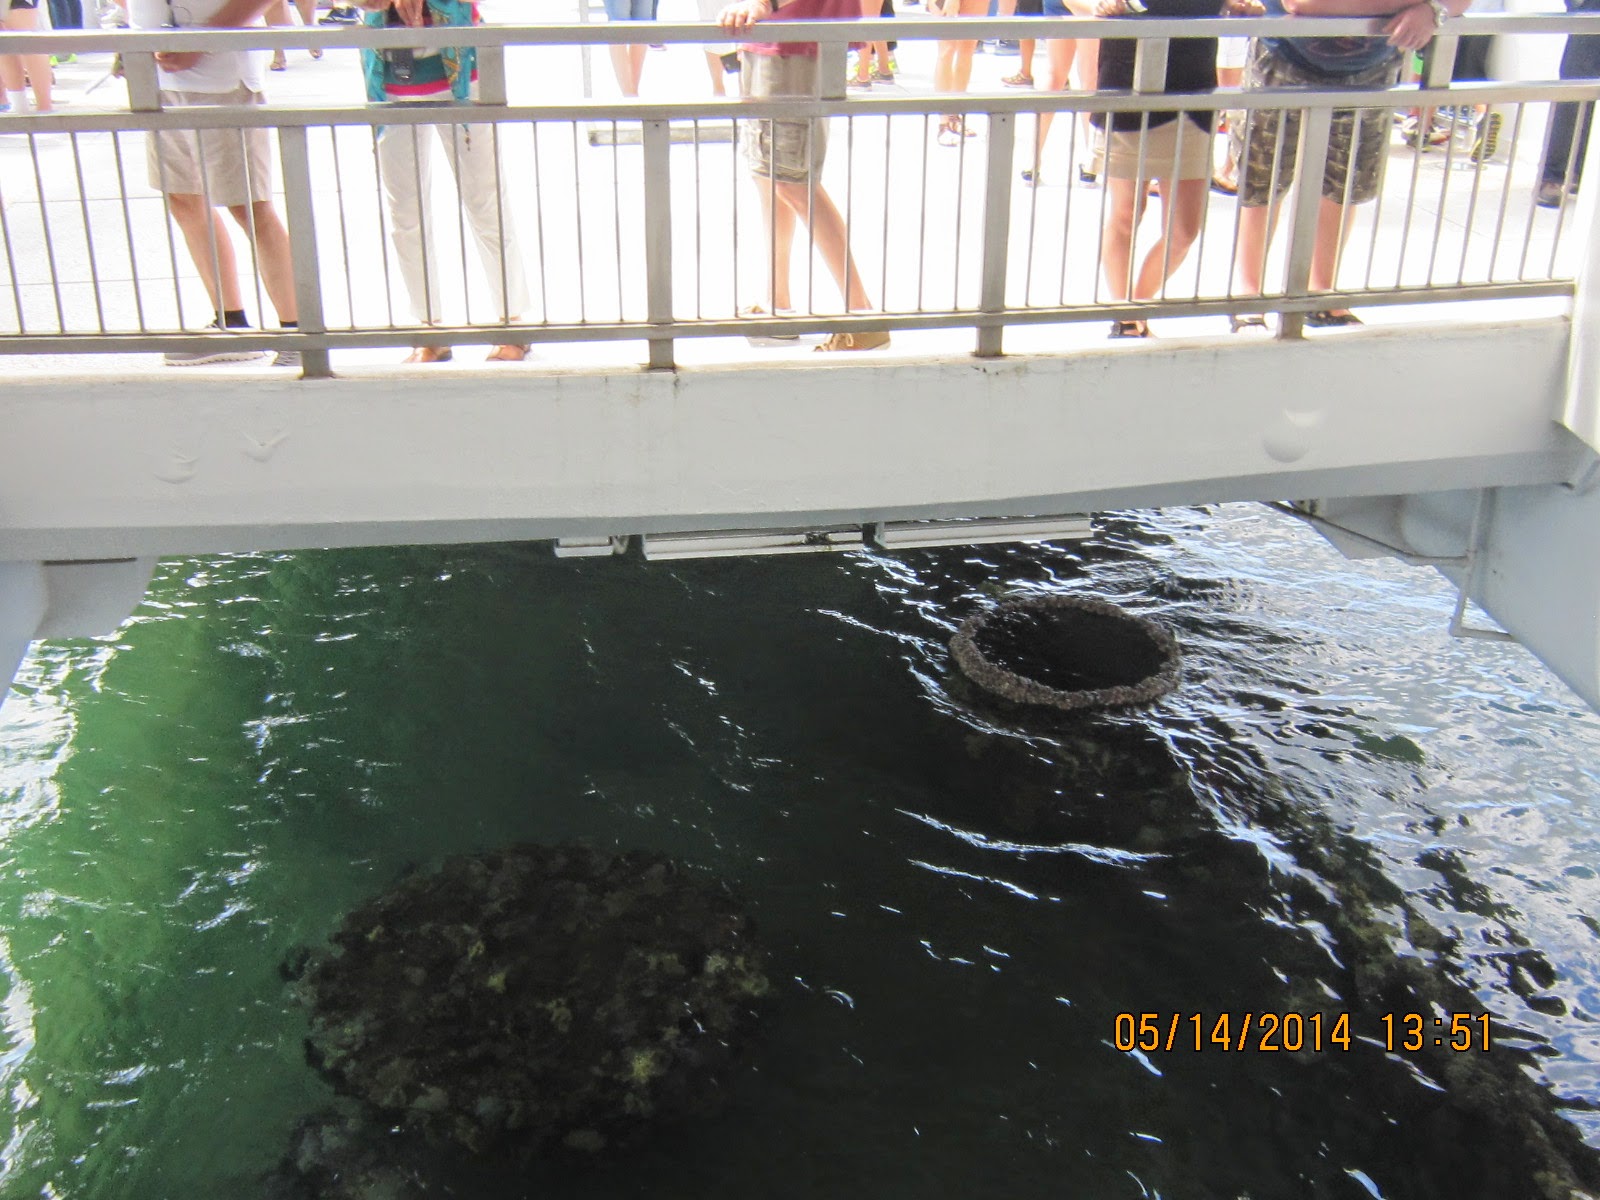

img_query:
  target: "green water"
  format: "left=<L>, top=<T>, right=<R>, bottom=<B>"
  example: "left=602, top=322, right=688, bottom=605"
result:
left=2, top=508, right=1599, bottom=1199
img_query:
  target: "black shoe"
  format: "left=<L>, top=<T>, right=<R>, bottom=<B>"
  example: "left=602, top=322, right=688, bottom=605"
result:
left=1304, top=309, right=1363, bottom=328
left=1536, top=178, right=1566, bottom=209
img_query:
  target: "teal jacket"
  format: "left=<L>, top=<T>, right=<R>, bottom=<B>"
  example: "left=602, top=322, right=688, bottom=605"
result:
left=361, top=0, right=477, bottom=102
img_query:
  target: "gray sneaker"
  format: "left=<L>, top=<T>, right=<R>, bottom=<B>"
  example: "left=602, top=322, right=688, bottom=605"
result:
left=270, top=348, right=303, bottom=369
left=164, top=321, right=266, bottom=366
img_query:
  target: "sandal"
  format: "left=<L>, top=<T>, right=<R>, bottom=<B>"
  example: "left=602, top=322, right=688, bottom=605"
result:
left=1229, top=315, right=1269, bottom=334
left=1109, top=319, right=1150, bottom=339
left=937, top=118, right=975, bottom=147
left=486, top=343, right=529, bottom=362
left=270, top=52, right=287, bottom=71
left=1304, top=309, right=1362, bottom=327
left=872, top=68, right=895, bottom=82
left=403, top=346, right=453, bottom=363
left=1210, top=174, right=1237, bottom=196
left=1001, top=72, right=1034, bottom=88
left=849, top=75, right=872, bottom=89
left=310, top=47, right=323, bottom=60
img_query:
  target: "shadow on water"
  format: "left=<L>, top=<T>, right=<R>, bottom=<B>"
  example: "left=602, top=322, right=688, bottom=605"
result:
left=1, top=507, right=1599, bottom=1199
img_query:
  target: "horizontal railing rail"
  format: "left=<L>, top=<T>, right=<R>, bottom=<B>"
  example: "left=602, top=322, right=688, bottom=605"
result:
left=2, top=15, right=1596, bottom=372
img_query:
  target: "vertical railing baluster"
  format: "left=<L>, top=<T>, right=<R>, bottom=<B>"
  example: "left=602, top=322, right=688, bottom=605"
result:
left=642, top=117, right=674, bottom=370
left=1276, top=106, right=1332, bottom=339
left=977, top=111, right=1015, bottom=357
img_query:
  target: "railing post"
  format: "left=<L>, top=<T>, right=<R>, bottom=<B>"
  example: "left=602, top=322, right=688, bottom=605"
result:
left=977, top=111, right=1016, bottom=358
left=1130, top=35, right=1169, bottom=94
left=476, top=45, right=507, bottom=107
left=642, top=117, right=674, bottom=370
left=1276, top=106, right=1332, bottom=340
left=122, top=51, right=161, bottom=113
left=277, top=126, right=331, bottom=379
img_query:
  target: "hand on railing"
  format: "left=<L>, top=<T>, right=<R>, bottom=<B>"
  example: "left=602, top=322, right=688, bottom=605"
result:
left=719, top=0, right=772, bottom=32
left=1381, top=0, right=1446, bottom=51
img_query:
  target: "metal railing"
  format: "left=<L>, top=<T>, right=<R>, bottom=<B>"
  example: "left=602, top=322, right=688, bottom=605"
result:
left=1, top=13, right=1597, bottom=373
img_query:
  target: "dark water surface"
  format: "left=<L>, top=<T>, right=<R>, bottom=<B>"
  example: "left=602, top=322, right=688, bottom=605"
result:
left=2, top=505, right=1599, bottom=1200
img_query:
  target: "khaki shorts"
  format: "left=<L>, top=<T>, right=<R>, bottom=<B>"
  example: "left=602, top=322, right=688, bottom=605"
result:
left=739, top=51, right=828, bottom=186
left=147, top=87, right=275, bottom=206
left=1100, top=115, right=1213, bottom=182
left=1231, top=40, right=1399, bottom=208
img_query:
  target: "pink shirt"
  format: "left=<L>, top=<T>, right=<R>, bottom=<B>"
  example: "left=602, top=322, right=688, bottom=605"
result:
left=743, top=0, right=863, bottom=56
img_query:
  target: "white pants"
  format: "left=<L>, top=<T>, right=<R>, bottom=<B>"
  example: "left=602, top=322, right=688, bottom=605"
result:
left=376, top=120, right=529, bottom=326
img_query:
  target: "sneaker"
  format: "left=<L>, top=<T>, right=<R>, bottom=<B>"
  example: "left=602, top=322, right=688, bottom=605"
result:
left=270, top=348, right=302, bottom=369
left=164, top=322, right=267, bottom=366
left=1536, top=178, right=1566, bottom=209
left=317, top=5, right=360, bottom=23
left=816, top=330, right=889, bottom=352
left=1470, top=110, right=1502, bottom=163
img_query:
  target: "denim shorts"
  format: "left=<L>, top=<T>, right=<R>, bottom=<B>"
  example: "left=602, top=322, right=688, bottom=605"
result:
left=603, top=0, right=652, bottom=18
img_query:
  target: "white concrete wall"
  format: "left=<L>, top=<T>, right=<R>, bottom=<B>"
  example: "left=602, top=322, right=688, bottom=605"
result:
left=0, top=320, right=1585, bottom=562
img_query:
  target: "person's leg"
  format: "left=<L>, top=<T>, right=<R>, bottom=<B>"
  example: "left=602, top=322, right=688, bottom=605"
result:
left=1134, top=176, right=1205, bottom=299
left=46, top=0, right=80, bottom=31
left=1072, top=33, right=1098, bottom=173
left=1031, top=37, right=1075, bottom=169
left=603, top=0, right=650, bottom=97
left=608, top=43, right=647, bottom=96
left=2, top=4, right=53, bottom=112
left=168, top=192, right=243, bottom=316
left=774, top=179, right=872, bottom=312
left=1100, top=175, right=1143, bottom=302
left=225, top=200, right=298, bottom=324
left=703, top=49, right=726, bottom=95
left=267, top=0, right=290, bottom=69
left=1307, top=195, right=1350, bottom=295
left=1543, top=34, right=1600, bottom=188
left=753, top=174, right=798, bottom=311
left=377, top=123, right=443, bottom=330
left=1233, top=201, right=1280, bottom=297
left=440, top=122, right=531, bottom=352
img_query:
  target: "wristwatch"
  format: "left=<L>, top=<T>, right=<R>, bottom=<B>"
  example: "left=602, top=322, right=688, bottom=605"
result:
left=1426, top=0, right=1448, bottom=25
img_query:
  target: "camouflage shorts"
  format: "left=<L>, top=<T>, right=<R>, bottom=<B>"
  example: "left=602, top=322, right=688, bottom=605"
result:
left=739, top=52, right=829, bottom=185
left=1231, top=40, right=1400, bottom=208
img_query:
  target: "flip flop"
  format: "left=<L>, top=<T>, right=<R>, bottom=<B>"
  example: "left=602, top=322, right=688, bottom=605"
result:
left=1210, top=175, right=1237, bottom=196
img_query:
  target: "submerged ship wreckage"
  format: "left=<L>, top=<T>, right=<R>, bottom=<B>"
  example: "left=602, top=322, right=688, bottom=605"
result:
left=269, top=845, right=769, bottom=1197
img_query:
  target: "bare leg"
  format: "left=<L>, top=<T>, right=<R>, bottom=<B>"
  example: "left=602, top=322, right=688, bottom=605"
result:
left=2, top=4, right=53, bottom=111
left=773, top=179, right=872, bottom=312
left=1233, top=199, right=1281, bottom=298
left=267, top=0, right=289, bottom=69
left=1309, top=194, right=1355, bottom=314
left=1032, top=37, right=1075, bottom=169
left=167, top=193, right=243, bottom=315
left=703, top=49, right=726, bottom=96
left=608, top=43, right=647, bottom=97
left=226, top=200, right=299, bottom=324
left=1101, top=177, right=1146, bottom=303
left=1132, top=176, right=1206, bottom=299
left=753, top=174, right=799, bottom=311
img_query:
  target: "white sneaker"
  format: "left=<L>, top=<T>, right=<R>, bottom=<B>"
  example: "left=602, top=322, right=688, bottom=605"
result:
left=164, top=321, right=267, bottom=366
